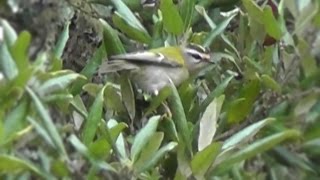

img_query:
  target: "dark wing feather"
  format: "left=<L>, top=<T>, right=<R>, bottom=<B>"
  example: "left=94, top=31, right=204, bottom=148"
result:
left=98, top=60, right=139, bottom=74
left=110, top=51, right=182, bottom=67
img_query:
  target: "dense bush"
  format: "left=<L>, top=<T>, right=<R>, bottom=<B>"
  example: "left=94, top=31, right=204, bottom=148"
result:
left=1, top=0, right=320, bottom=179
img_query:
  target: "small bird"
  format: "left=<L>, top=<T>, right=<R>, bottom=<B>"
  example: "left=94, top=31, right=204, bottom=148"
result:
left=98, top=44, right=213, bottom=95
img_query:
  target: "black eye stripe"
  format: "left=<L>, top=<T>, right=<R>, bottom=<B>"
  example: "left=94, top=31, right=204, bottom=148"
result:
left=190, top=53, right=202, bottom=60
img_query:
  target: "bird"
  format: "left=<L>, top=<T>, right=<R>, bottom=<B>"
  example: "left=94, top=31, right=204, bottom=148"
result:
left=98, top=44, right=213, bottom=95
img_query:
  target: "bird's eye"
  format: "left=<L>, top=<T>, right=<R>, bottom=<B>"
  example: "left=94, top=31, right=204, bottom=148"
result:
left=189, top=53, right=203, bottom=63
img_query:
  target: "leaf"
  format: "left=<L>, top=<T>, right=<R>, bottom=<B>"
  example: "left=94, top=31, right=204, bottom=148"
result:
left=100, top=19, right=126, bottom=55
left=0, top=42, right=18, bottom=80
left=27, top=87, right=67, bottom=159
left=160, top=0, right=184, bottom=35
left=227, top=78, right=261, bottom=124
left=261, top=74, right=281, bottom=92
left=112, top=13, right=151, bottom=44
left=214, top=130, right=301, bottom=174
left=294, top=94, right=318, bottom=116
left=107, top=120, right=128, bottom=160
left=131, top=115, right=160, bottom=162
left=262, top=6, right=282, bottom=40
left=38, top=73, right=85, bottom=95
left=11, top=31, right=31, bottom=72
left=180, top=0, right=196, bottom=30
left=195, top=5, right=215, bottom=29
left=104, top=84, right=126, bottom=112
left=145, top=86, right=172, bottom=116
left=110, top=0, right=149, bottom=34
left=1, top=19, right=17, bottom=46
left=133, top=132, right=164, bottom=170
left=0, top=155, right=46, bottom=178
left=83, top=83, right=102, bottom=97
left=168, top=84, right=191, bottom=151
left=273, top=146, right=316, bottom=173
left=136, top=142, right=178, bottom=173
left=53, top=21, right=70, bottom=59
left=3, top=98, right=28, bottom=142
left=189, top=75, right=234, bottom=128
left=222, top=118, right=275, bottom=151
left=120, top=74, right=135, bottom=120
left=203, top=13, right=237, bottom=47
left=198, top=95, right=224, bottom=151
left=71, top=43, right=106, bottom=95
left=70, top=95, right=88, bottom=117
left=69, top=134, right=116, bottom=172
left=82, top=85, right=106, bottom=145
left=27, top=116, right=55, bottom=148
left=242, top=0, right=264, bottom=24
left=191, top=142, right=222, bottom=178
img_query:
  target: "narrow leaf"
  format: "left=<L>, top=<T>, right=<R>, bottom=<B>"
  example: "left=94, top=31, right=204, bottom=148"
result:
left=198, top=95, right=224, bottom=151
left=131, top=115, right=160, bottom=162
left=214, top=130, right=301, bottom=174
left=160, top=0, right=184, bottom=35
left=191, top=142, right=222, bottom=178
left=82, top=85, right=106, bottom=145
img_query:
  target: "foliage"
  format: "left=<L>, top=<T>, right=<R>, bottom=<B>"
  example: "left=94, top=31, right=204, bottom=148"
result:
left=1, top=0, right=320, bottom=179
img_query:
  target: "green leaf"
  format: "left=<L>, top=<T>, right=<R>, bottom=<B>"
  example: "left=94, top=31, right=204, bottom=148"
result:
left=71, top=43, right=106, bottom=95
left=83, top=83, right=102, bottom=97
left=53, top=21, right=70, bottom=59
left=11, top=31, right=31, bottom=72
left=0, top=155, right=46, bottom=178
left=69, top=134, right=116, bottom=172
left=214, top=130, right=301, bottom=174
left=134, top=132, right=164, bottom=170
left=191, top=142, right=222, bottom=178
left=227, top=78, right=261, bottom=124
left=198, top=95, right=224, bottom=151
left=136, top=142, right=178, bottom=173
left=179, top=82, right=197, bottom=115
left=2, top=98, right=28, bottom=144
left=89, top=138, right=110, bottom=160
left=112, top=13, right=151, bottom=44
left=27, top=87, right=67, bottom=159
left=82, top=85, right=106, bottom=145
left=222, top=118, right=275, bottom=151
left=294, top=94, right=318, bottom=117
left=104, top=84, right=126, bottom=112
left=261, top=74, right=281, bottom=92
left=145, top=86, right=172, bottom=116
left=242, top=0, right=264, bottom=24
left=189, top=75, right=233, bottom=122
left=110, top=0, right=149, bottom=34
left=107, top=120, right=128, bottom=160
left=180, top=0, right=196, bottom=30
left=27, top=116, right=55, bottom=148
left=262, top=6, right=282, bottom=40
left=0, top=42, right=18, bottom=80
left=160, top=0, right=184, bottom=35
left=70, top=95, right=88, bottom=117
left=273, top=146, right=316, bottom=173
left=120, top=74, right=135, bottom=120
left=100, top=19, right=126, bottom=55
left=1, top=19, right=17, bottom=46
left=38, top=72, right=85, bottom=95
left=131, top=115, right=160, bottom=162
left=168, top=84, right=190, bottom=151
left=203, top=13, right=237, bottom=47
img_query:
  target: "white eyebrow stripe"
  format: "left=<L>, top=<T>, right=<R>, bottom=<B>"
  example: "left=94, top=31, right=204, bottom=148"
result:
left=185, top=49, right=202, bottom=55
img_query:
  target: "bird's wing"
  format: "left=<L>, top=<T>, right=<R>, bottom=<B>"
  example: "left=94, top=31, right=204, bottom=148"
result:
left=98, top=60, right=139, bottom=74
left=110, top=51, right=182, bottom=67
